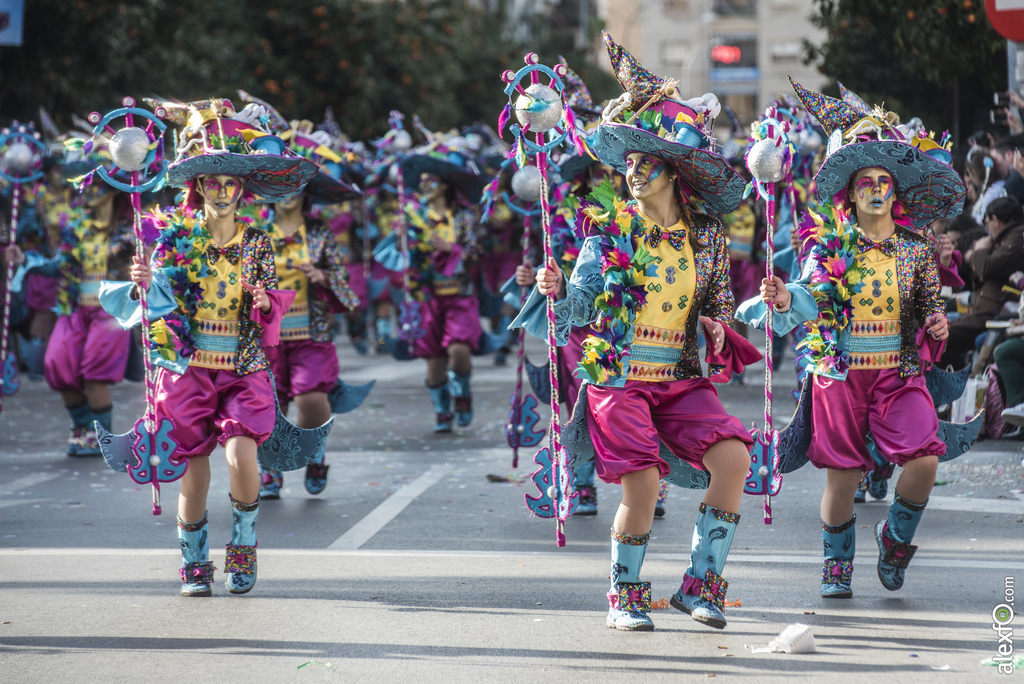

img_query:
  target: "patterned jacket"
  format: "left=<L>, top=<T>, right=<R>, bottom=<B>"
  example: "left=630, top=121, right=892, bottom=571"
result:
left=269, top=217, right=360, bottom=342
left=766, top=226, right=943, bottom=380
left=511, top=200, right=734, bottom=388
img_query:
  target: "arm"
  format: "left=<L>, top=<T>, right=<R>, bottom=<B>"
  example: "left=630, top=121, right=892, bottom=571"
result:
left=970, top=227, right=1024, bottom=281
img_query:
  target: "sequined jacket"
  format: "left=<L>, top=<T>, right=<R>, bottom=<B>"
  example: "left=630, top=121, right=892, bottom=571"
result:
left=760, top=226, right=943, bottom=380
left=271, top=218, right=359, bottom=342
left=511, top=208, right=734, bottom=388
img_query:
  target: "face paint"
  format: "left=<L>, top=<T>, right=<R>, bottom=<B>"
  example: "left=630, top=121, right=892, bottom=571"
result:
left=853, top=174, right=893, bottom=200
left=626, top=155, right=665, bottom=184
left=203, top=176, right=243, bottom=204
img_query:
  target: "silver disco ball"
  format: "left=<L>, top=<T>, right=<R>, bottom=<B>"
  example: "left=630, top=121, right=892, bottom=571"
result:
left=746, top=138, right=789, bottom=183
left=514, top=83, right=563, bottom=133
left=390, top=129, right=412, bottom=152
left=2, top=142, right=35, bottom=174
left=511, top=165, right=541, bottom=202
left=109, top=127, right=152, bottom=172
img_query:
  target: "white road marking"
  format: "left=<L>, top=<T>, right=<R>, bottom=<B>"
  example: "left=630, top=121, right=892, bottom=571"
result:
left=926, top=495, right=1024, bottom=515
left=1, top=472, right=62, bottom=496
left=2, top=547, right=1022, bottom=571
left=0, top=499, right=49, bottom=509
left=326, top=463, right=453, bottom=550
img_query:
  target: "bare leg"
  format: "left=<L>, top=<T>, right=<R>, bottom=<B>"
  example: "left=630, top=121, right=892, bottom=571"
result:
left=700, top=438, right=750, bottom=513
left=613, top=466, right=661, bottom=536
left=61, top=390, right=86, bottom=408
left=30, top=310, right=57, bottom=341
left=83, top=380, right=111, bottom=410
left=821, top=468, right=864, bottom=525
left=426, top=356, right=448, bottom=386
left=894, top=455, right=938, bottom=504
left=294, top=391, right=331, bottom=429
left=225, top=436, right=260, bottom=504
left=448, top=342, right=471, bottom=376
left=178, top=456, right=211, bottom=522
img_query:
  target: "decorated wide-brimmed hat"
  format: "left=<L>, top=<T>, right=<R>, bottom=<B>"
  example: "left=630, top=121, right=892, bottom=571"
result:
left=153, top=97, right=318, bottom=201
left=235, top=91, right=361, bottom=205
left=587, top=32, right=745, bottom=214
left=401, top=139, right=488, bottom=205
left=790, top=78, right=965, bottom=227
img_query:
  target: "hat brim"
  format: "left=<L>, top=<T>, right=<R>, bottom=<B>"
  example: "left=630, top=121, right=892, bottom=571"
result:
left=590, top=124, right=745, bottom=214
left=166, top=153, right=319, bottom=202
left=814, top=140, right=966, bottom=228
left=307, top=172, right=362, bottom=204
left=401, top=155, right=487, bottom=204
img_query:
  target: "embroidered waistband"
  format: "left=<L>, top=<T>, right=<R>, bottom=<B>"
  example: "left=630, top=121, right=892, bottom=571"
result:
left=629, top=343, right=683, bottom=365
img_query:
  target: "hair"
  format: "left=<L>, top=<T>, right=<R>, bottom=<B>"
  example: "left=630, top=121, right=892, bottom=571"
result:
left=984, top=195, right=1023, bottom=224
left=990, top=134, right=1024, bottom=157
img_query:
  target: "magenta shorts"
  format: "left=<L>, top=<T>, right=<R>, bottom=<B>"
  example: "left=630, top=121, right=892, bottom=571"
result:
left=25, top=273, right=59, bottom=312
left=556, top=326, right=589, bottom=411
left=265, top=338, right=339, bottom=400
left=808, top=368, right=945, bottom=470
left=44, top=306, right=130, bottom=392
left=154, top=366, right=276, bottom=459
left=345, top=260, right=391, bottom=307
left=586, top=378, right=753, bottom=485
left=481, top=252, right=520, bottom=295
left=413, top=294, right=482, bottom=358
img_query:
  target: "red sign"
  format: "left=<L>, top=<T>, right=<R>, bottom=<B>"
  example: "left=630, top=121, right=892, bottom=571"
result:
left=712, top=45, right=742, bottom=64
left=987, top=0, right=1024, bottom=41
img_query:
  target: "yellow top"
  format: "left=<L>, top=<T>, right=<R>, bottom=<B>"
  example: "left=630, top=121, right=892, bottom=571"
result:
left=78, top=226, right=110, bottom=307
left=425, top=208, right=459, bottom=296
left=849, top=247, right=901, bottom=370
left=268, top=222, right=311, bottom=341
left=192, top=225, right=245, bottom=370
left=629, top=215, right=696, bottom=382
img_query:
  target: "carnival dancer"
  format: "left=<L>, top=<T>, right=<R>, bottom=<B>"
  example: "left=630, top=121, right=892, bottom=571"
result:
left=377, top=142, right=487, bottom=433
left=257, top=125, right=362, bottom=499
left=101, top=98, right=316, bottom=596
left=752, top=81, right=966, bottom=599
left=514, top=34, right=756, bottom=631
left=7, top=145, right=135, bottom=456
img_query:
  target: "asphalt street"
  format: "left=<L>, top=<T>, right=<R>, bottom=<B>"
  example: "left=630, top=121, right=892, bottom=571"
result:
left=2, top=331, right=1023, bottom=682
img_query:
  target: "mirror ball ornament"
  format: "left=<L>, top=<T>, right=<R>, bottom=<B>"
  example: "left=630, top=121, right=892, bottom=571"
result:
left=2, top=142, right=35, bottom=174
left=109, top=127, right=153, bottom=172
left=515, top=83, right=563, bottom=133
left=746, top=138, right=789, bottom=183
left=511, top=165, right=541, bottom=202
left=390, top=129, right=412, bottom=152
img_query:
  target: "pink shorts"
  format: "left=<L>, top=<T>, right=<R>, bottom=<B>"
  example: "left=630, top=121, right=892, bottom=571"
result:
left=413, top=294, right=482, bottom=358
left=586, top=378, right=753, bottom=485
left=265, top=339, right=339, bottom=400
left=481, top=252, right=520, bottom=295
left=154, top=366, right=276, bottom=459
left=44, top=306, right=130, bottom=392
left=808, top=368, right=945, bottom=470
left=26, top=273, right=59, bottom=312
left=346, top=260, right=391, bottom=307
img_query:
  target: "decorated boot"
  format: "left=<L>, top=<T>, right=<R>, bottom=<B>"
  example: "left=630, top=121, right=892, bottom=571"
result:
left=654, top=479, right=669, bottom=518
left=607, top=529, right=654, bottom=631
left=258, top=466, right=283, bottom=499
left=91, top=404, right=113, bottom=436
left=348, top=311, right=369, bottom=355
left=875, top=492, right=927, bottom=591
left=449, top=369, right=473, bottom=427
left=224, top=495, right=259, bottom=594
left=65, top=402, right=100, bottom=457
left=573, top=460, right=597, bottom=516
left=670, top=504, right=740, bottom=629
left=428, top=381, right=453, bottom=433
left=867, top=463, right=894, bottom=500
left=821, top=515, right=856, bottom=598
left=20, top=337, right=45, bottom=380
left=854, top=473, right=869, bottom=503
left=304, top=445, right=329, bottom=495
left=375, top=317, right=392, bottom=354
left=178, top=513, right=214, bottom=597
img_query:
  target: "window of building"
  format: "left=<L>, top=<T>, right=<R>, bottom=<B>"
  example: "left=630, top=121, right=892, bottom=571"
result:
left=711, top=34, right=757, bottom=69
left=771, top=41, right=802, bottom=63
left=713, top=0, right=756, bottom=15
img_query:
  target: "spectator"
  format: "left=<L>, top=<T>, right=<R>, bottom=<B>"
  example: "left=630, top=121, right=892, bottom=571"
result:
left=989, top=135, right=1024, bottom=205
left=966, top=146, right=1006, bottom=223
left=941, top=196, right=1024, bottom=368
left=997, top=289, right=1024, bottom=428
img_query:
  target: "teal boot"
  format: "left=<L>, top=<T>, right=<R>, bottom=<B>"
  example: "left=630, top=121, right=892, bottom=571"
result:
left=258, top=466, right=282, bottom=499
left=875, top=492, right=927, bottom=591
left=670, top=504, right=740, bottom=629
left=90, top=404, right=113, bottom=436
left=65, top=402, right=100, bottom=457
left=654, top=479, right=669, bottom=518
left=448, top=369, right=473, bottom=427
left=572, top=460, right=597, bottom=516
left=854, top=473, right=869, bottom=504
left=428, top=381, right=453, bottom=433
left=304, top=445, right=329, bottom=495
left=21, top=337, right=45, bottom=380
left=821, top=515, right=856, bottom=598
left=178, top=513, right=214, bottom=597
left=375, top=317, right=392, bottom=354
left=224, top=495, right=259, bottom=594
left=607, top=529, right=654, bottom=631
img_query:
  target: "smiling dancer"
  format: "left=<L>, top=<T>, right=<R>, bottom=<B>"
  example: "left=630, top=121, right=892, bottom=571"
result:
left=514, top=34, right=758, bottom=631
left=101, top=98, right=316, bottom=596
left=752, top=81, right=966, bottom=599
